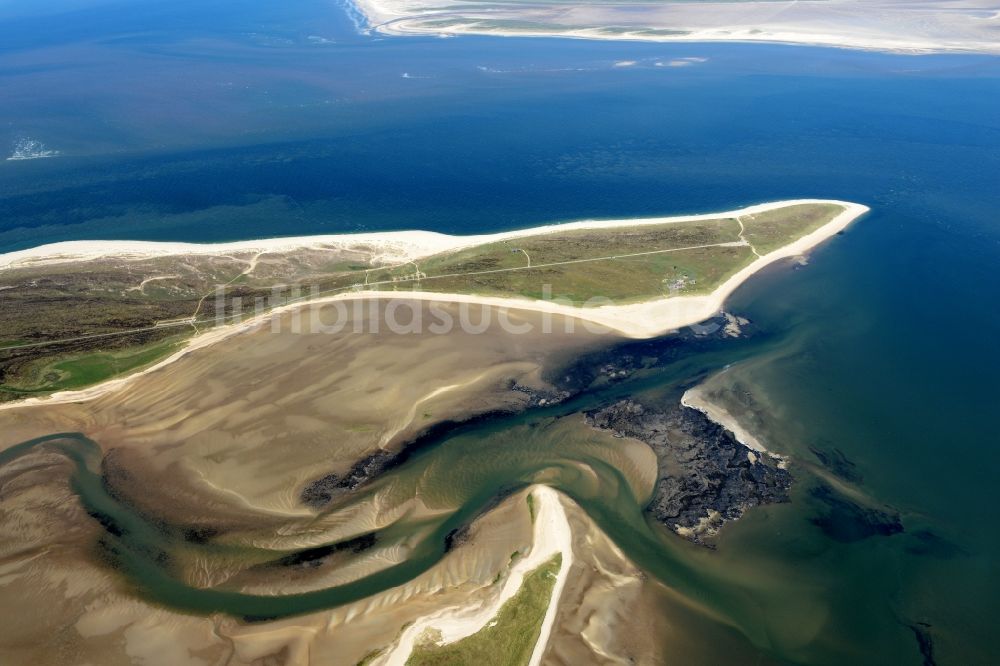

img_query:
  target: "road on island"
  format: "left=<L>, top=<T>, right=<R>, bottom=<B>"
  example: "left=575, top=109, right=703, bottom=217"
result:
left=0, top=237, right=750, bottom=352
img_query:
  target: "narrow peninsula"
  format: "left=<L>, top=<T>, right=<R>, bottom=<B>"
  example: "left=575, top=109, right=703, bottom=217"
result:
left=0, top=199, right=866, bottom=403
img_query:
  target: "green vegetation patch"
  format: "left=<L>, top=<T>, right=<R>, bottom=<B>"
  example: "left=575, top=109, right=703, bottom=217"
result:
left=740, top=203, right=842, bottom=255
left=371, top=216, right=756, bottom=303
left=0, top=336, right=186, bottom=395
left=407, top=553, right=562, bottom=666
left=0, top=248, right=378, bottom=400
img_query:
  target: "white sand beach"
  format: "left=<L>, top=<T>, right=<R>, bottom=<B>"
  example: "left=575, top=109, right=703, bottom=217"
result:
left=682, top=381, right=789, bottom=469
left=0, top=199, right=865, bottom=272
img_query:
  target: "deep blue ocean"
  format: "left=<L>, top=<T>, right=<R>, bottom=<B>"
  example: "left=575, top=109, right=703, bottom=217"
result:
left=1, top=0, right=998, bottom=663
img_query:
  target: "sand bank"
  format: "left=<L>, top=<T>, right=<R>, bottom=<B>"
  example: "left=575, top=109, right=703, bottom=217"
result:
left=351, top=0, right=1000, bottom=55
left=379, top=485, right=573, bottom=665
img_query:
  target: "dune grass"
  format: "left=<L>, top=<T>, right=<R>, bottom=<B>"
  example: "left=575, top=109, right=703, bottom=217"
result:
left=371, top=203, right=842, bottom=304
left=739, top=203, right=843, bottom=254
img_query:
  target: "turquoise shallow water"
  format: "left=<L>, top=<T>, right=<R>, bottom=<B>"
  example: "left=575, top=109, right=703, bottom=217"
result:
left=1, top=1, right=999, bottom=663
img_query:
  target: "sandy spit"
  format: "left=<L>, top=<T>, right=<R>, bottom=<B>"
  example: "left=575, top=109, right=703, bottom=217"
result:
left=0, top=199, right=864, bottom=272
left=681, top=382, right=790, bottom=467
left=378, top=485, right=573, bottom=666
left=0, top=200, right=867, bottom=412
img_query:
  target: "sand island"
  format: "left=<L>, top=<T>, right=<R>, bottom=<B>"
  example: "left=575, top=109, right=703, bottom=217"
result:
left=350, top=0, right=1000, bottom=54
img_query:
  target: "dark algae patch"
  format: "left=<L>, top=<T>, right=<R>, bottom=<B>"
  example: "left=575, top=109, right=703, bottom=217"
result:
left=906, top=621, right=937, bottom=666
left=809, top=484, right=903, bottom=542
left=904, top=530, right=967, bottom=559
left=808, top=443, right=862, bottom=483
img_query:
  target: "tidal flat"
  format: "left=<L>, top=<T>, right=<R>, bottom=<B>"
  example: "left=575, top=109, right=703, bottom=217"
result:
left=0, top=295, right=813, bottom=664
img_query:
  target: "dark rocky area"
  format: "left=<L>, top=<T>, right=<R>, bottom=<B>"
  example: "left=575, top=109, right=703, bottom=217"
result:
left=547, top=311, right=758, bottom=395
left=509, top=381, right=572, bottom=408
left=299, top=451, right=396, bottom=508
left=586, top=398, right=792, bottom=545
